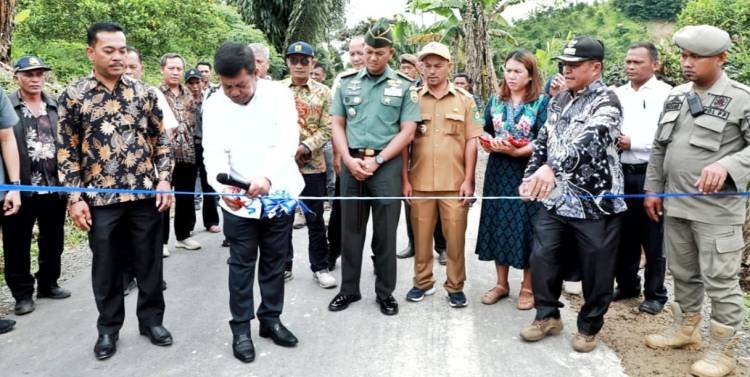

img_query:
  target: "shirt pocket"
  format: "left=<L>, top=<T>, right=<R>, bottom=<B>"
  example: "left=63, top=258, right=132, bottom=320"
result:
left=655, top=111, right=679, bottom=144
left=444, top=113, right=465, bottom=137
left=416, top=113, right=431, bottom=138
left=377, top=96, right=403, bottom=124
left=689, top=115, right=725, bottom=152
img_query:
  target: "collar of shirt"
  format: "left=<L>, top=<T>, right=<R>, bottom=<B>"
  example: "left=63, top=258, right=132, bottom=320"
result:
left=690, top=72, right=731, bottom=95
left=9, top=90, right=57, bottom=110
left=356, top=66, right=397, bottom=85
left=159, top=83, right=189, bottom=98
left=283, top=77, right=313, bottom=89
left=556, top=79, right=606, bottom=110
left=419, top=82, right=459, bottom=100
left=84, top=72, right=133, bottom=94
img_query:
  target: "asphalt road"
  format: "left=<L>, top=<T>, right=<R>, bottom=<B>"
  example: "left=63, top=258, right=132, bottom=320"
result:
left=0, top=204, right=624, bottom=377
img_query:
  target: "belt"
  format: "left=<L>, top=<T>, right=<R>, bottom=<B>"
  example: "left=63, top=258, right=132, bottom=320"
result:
left=348, top=148, right=382, bottom=158
left=622, top=163, right=648, bottom=174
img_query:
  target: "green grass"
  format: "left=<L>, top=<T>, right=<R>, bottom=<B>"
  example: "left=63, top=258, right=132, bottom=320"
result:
left=745, top=295, right=750, bottom=328
left=0, top=219, right=88, bottom=286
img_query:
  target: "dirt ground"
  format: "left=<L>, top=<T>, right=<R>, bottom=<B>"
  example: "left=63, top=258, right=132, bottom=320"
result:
left=566, top=293, right=749, bottom=377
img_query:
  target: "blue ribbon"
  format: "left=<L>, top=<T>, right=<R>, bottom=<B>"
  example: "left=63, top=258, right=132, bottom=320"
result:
left=259, top=190, right=313, bottom=219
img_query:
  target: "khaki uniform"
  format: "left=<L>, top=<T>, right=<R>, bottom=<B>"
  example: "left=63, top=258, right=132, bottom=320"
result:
left=645, top=72, right=750, bottom=329
left=410, top=84, right=482, bottom=292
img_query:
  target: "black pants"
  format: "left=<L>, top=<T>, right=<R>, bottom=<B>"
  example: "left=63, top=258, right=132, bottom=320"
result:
left=327, top=177, right=342, bottom=264
left=339, top=156, right=402, bottom=299
left=224, top=210, right=292, bottom=336
left=2, top=194, right=67, bottom=301
left=531, top=208, right=622, bottom=335
left=195, top=142, right=219, bottom=228
left=615, top=169, right=667, bottom=303
left=163, top=162, right=197, bottom=243
left=404, top=202, right=446, bottom=251
left=287, top=173, right=329, bottom=272
left=89, top=199, right=165, bottom=334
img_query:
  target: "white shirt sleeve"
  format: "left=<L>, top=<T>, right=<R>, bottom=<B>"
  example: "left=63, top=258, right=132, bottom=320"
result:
left=155, top=89, right=179, bottom=130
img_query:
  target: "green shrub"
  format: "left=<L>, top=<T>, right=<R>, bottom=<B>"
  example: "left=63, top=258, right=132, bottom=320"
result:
left=612, top=0, right=686, bottom=21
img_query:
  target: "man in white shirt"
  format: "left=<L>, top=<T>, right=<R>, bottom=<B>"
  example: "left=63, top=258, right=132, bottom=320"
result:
left=613, top=42, right=672, bottom=314
left=202, top=42, right=304, bottom=363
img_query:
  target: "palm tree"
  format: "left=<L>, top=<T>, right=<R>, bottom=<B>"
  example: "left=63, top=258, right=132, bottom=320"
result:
left=0, top=0, right=17, bottom=63
left=228, top=0, right=347, bottom=53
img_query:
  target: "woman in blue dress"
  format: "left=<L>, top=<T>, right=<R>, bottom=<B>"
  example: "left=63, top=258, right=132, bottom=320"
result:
left=475, top=49, right=548, bottom=310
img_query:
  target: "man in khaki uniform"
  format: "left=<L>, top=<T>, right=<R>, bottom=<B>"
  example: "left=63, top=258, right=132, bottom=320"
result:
left=644, top=25, right=749, bottom=377
left=402, top=42, right=482, bottom=308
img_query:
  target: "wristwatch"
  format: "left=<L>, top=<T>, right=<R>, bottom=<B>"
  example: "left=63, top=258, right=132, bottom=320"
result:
left=375, top=154, right=385, bottom=165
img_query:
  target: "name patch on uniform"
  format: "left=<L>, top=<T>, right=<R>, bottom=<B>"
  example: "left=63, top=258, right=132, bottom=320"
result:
left=704, top=107, right=730, bottom=120
left=710, top=95, right=732, bottom=110
left=384, top=87, right=402, bottom=97
left=664, top=95, right=684, bottom=112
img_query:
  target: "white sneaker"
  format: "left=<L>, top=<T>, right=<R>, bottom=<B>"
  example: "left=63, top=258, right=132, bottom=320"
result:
left=175, top=237, right=202, bottom=250
left=313, top=270, right=337, bottom=289
left=162, top=245, right=170, bottom=257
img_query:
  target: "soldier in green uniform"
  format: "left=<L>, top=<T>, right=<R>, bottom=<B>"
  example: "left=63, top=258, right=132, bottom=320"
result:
left=327, top=19, right=421, bottom=316
left=644, top=25, right=750, bottom=377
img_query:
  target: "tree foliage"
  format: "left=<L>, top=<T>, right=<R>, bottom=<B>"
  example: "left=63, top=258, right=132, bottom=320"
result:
left=228, top=0, right=347, bottom=54
left=612, top=0, right=686, bottom=21
left=12, top=0, right=271, bottom=84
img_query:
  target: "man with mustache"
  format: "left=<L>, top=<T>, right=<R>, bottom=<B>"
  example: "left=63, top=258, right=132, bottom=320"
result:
left=644, top=25, right=750, bottom=377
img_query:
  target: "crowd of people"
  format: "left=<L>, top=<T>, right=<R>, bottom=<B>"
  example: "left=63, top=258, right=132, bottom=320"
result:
left=0, top=17, right=747, bottom=377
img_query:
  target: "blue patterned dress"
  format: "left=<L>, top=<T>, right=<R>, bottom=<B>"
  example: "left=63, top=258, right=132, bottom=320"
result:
left=475, top=94, right=549, bottom=268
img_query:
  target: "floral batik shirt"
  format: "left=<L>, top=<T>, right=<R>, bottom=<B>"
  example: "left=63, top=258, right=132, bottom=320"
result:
left=524, top=79, right=627, bottom=219
left=56, top=74, right=174, bottom=206
left=160, top=84, right=197, bottom=165
left=22, top=102, right=58, bottom=188
left=281, top=77, right=332, bottom=174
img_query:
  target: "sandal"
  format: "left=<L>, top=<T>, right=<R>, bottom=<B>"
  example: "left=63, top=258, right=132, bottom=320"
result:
left=517, top=287, right=534, bottom=310
left=481, top=284, right=509, bottom=305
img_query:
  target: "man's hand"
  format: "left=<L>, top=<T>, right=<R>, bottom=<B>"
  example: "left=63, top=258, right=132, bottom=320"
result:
left=458, top=180, right=475, bottom=207
left=3, top=191, right=20, bottom=216
left=155, top=180, right=173, bottom=212
left=549, top=74, right=567, bottom=97
left=363, top=157, right=381, bottom=175
left=295, top=145, right=310, bottom=168
left=222, top=187, right=244, bottom=210
left=246, top=177, right=271, bottom=198
left=695, top=162, right=728, bottom=193
left=618, top=134, right=631, bottom=151
left=644, top=192, right=663, bottom=223
left=69, top=201, right=92, bottom=231
left=402, top=178, right=413, bottom=205
left=519, top=165, right=555, bottom=201
left=344, top=156, right=372, bottom=181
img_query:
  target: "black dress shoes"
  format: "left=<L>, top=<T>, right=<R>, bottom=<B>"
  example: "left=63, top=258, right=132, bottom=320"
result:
left=139, top=324, right=173, bottom=346
left=232, top=334, right=255, bottom=363
left=259, top=322, right=298, bottom=347
left=0, top=318, right=16, bottom=334
left=14, top=298, right=34, bottom=315
left=612, top=287, right=640, bottom=301
left=638, top=299, right=665, bottom=315
left=37, top=286, right=71, bottom=299
left=94, top=333, right=118, bottom=360
left=376, top=295, right=399, bottom=316
left=328, top=293, right=361, bottom=312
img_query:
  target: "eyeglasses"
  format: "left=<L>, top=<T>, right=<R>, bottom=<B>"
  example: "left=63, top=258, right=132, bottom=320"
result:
left=288, top=56, right=311, bottom=66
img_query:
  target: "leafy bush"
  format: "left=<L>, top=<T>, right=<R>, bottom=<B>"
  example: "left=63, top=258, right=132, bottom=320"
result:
left=12, top=0, right=273, bottom=85
left=612, top=0, right=686, bottom=21
left=501, top=2, right=646, bottom=85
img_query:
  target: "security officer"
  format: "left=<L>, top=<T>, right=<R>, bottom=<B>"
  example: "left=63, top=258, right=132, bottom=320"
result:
left=644, top=25, right=749, bottom=377
left=327, top=19, right=421, bottom=316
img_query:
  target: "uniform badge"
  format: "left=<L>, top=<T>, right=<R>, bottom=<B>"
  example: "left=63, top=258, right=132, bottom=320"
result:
left=664, top=95, right=684, bottom=112
left=418, top=124, right=427, bottom=134
left=383, top=97, right=392, bottom=105
left=348, top=80, right=361, bottom=91
left=348, top=108, right=357, bottom=117
left=410, top=89, right=419, bottom=104
left=710, top=95, right=731, bottom=110
left=353, top=97, right=361, bottom=105
left=387, top=79, right=399, bottom=87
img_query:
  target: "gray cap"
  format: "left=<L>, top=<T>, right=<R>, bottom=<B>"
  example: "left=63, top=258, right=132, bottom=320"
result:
left=673, top=25, right=731, bottom=57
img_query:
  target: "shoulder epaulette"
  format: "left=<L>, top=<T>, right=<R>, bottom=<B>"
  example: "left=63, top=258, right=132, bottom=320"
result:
left=730, top=81, right=750, bottom=96
left=455, top=87, right=473, bottom=98
left=396, top=71, right=414, bottom=82
left=339, top=69, right=359, bottom=79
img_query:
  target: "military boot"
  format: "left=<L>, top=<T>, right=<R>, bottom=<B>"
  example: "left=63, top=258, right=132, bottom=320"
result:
left=689, top=320, right=738, bottom=377
left=645, top=302, right=702, bottom=350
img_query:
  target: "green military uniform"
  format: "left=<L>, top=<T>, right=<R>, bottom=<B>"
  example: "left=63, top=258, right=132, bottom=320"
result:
left=645, top=27, right=750, bottom=330
left=330, top=21, right=421, bottom=301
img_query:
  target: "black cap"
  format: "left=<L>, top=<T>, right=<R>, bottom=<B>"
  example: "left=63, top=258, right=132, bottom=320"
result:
left=365, top=19, right=393, bottom=48
left=184, top=68, right=202, bottom=82
left=14, top=55, right=51, bottom=73
left=556, top=36, right=604, bottom=62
